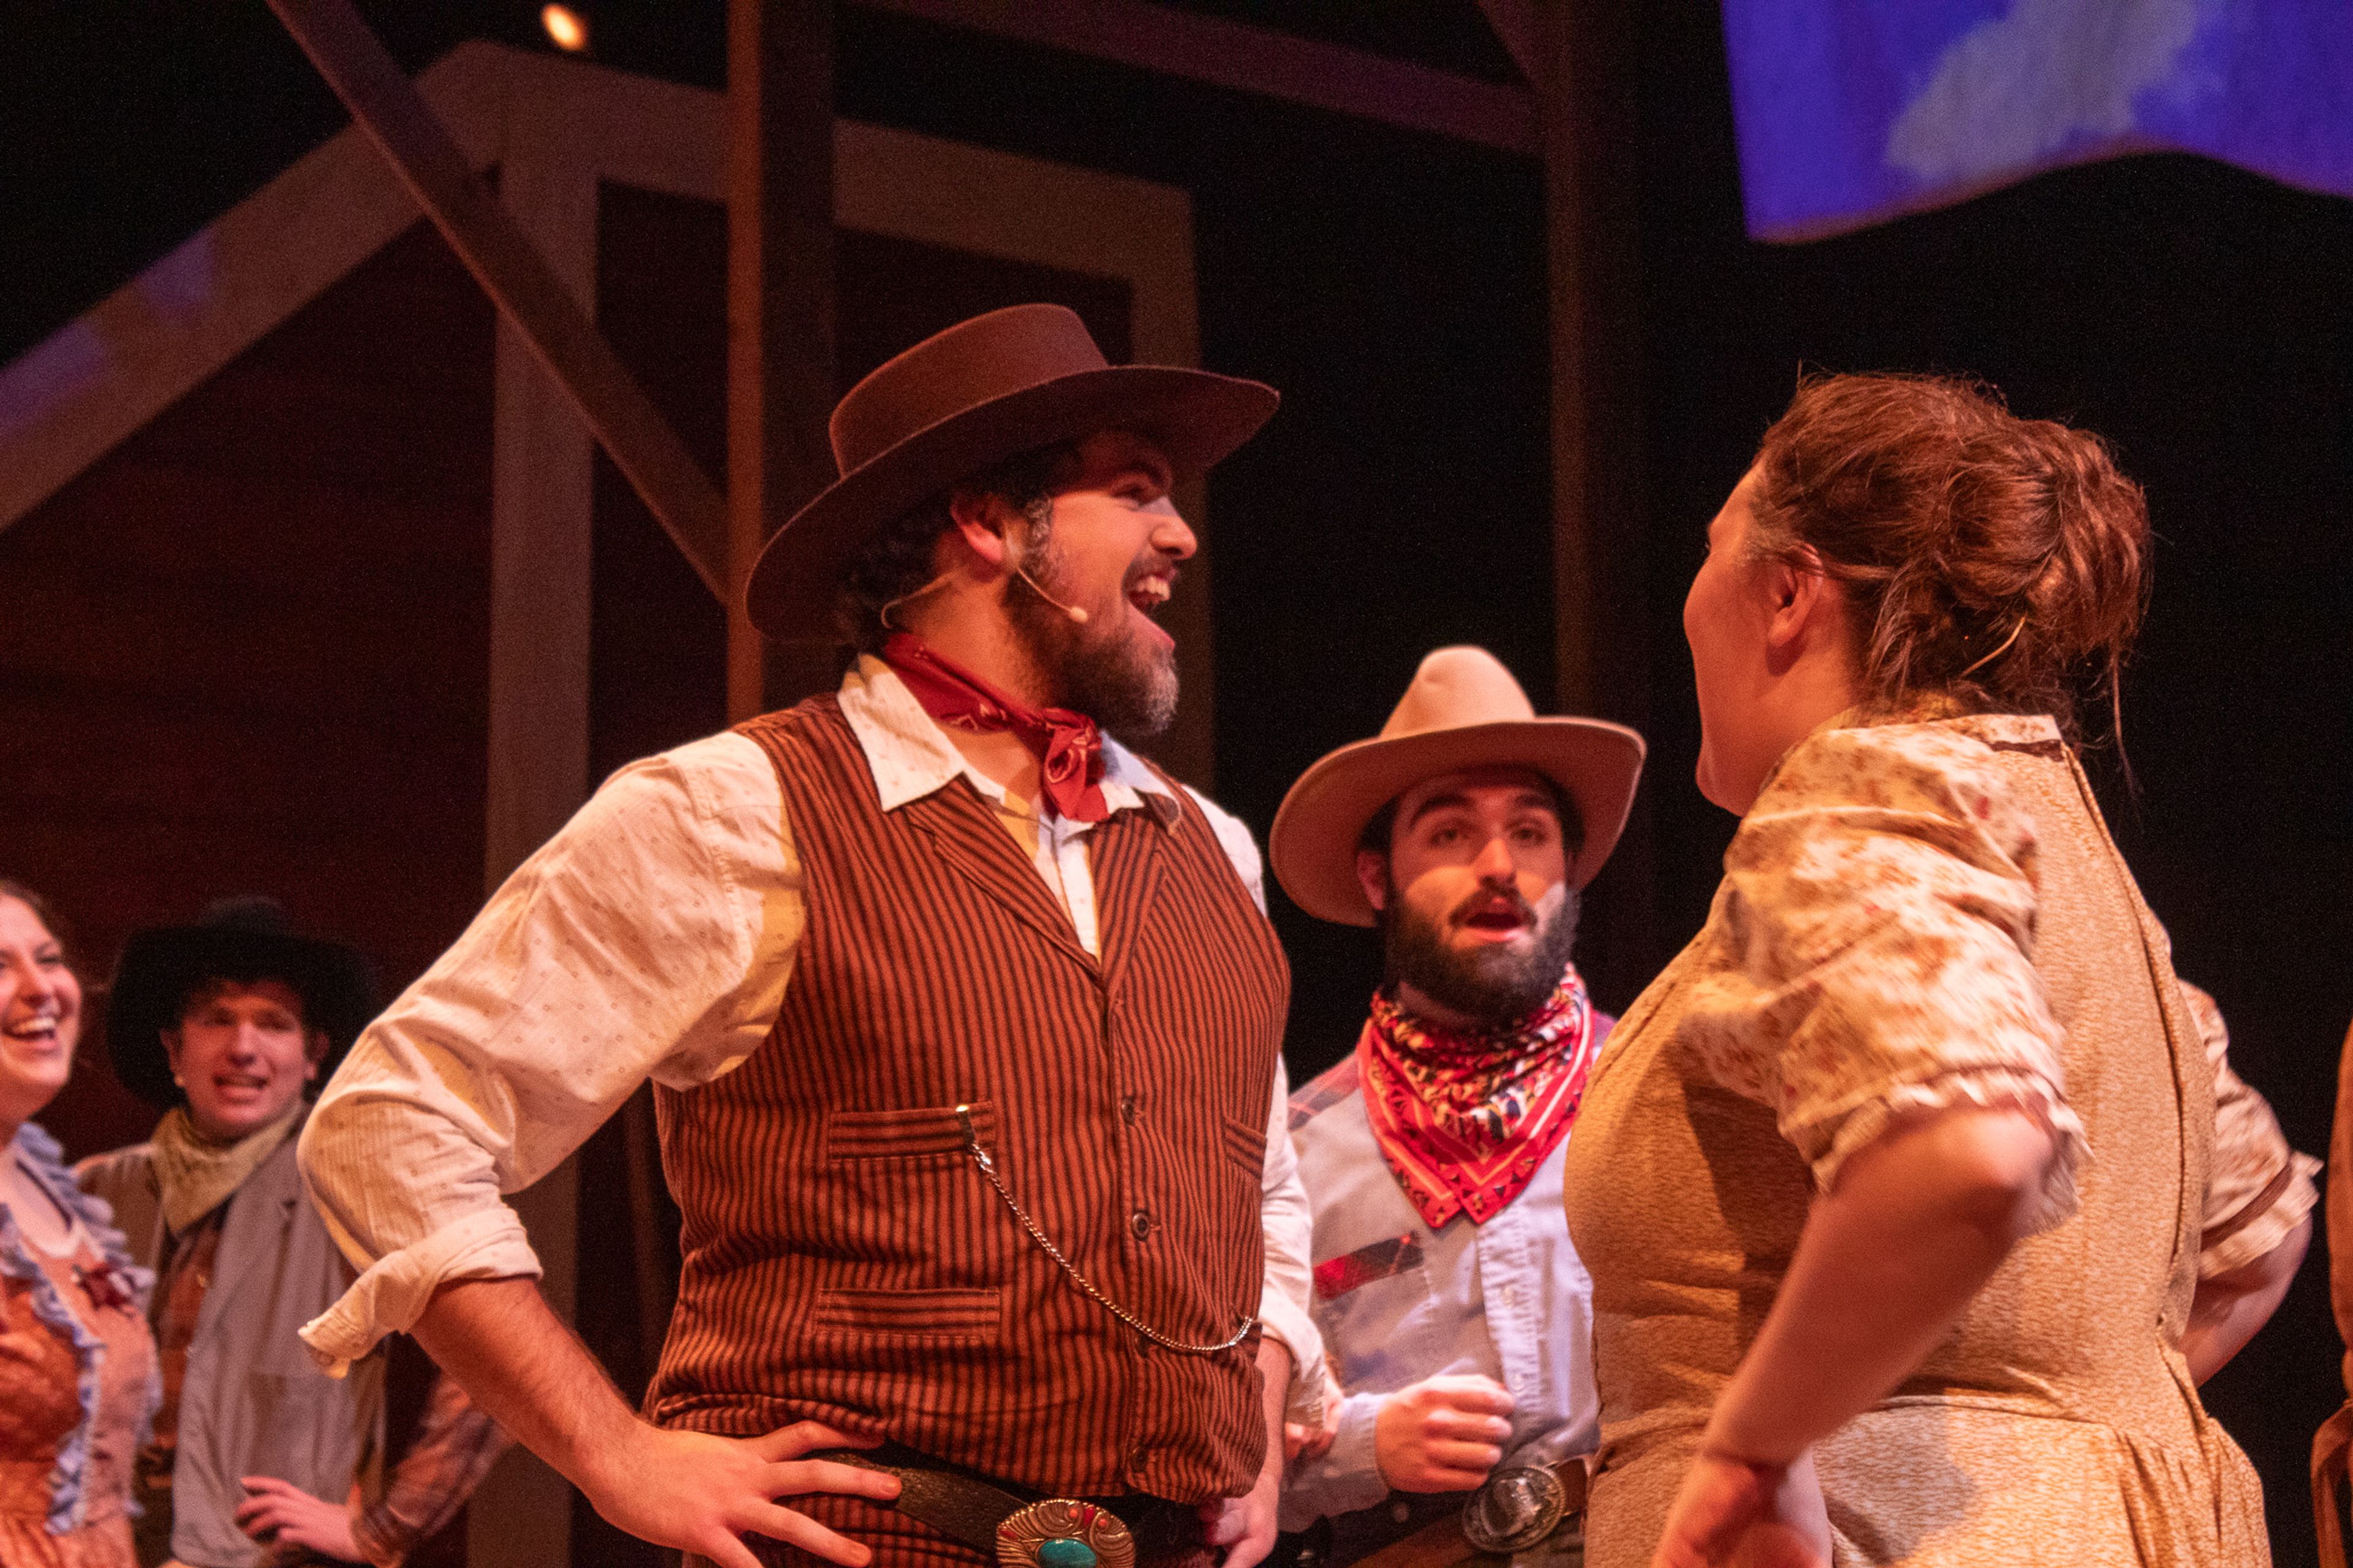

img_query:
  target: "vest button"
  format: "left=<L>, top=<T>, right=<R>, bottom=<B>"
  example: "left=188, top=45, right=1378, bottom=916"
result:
left=1129, top=1208, right=1156, bottom=1240
left=1119, top=1094, right=1140, bottom=1125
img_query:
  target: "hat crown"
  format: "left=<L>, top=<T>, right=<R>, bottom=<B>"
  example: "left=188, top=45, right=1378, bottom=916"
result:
left=197, top=894, right=298, bottom=938
left=1377, top=646, right=1539, bottom=742
left=829, top=305, right=1112, bottom=479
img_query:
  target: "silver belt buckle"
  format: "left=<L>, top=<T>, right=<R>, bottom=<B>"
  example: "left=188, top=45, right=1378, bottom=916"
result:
left=1461, top=1464, right=1568, bottom=1556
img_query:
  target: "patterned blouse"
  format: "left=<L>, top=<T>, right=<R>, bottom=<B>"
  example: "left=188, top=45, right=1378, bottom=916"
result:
left=1670, top=710, right=2314, bottom=1262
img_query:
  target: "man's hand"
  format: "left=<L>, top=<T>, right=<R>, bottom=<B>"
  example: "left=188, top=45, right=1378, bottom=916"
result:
left=1284, top=1364, right=1344, bottom=1463
left=1649, top=1450, right=1830, bottom=1568
left=577, top=1420, right=902, bottom=1568
left=233, top=1477, right=363, bottom=1562
left=1198, top=1449, right=1281, bottom=1568
left=1373, top=1374, right=1515, bottom=1493
left=1200, top=1335, right=1292, bottom=1568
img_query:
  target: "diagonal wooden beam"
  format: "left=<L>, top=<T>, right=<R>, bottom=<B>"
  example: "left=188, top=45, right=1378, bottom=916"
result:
left=855, top=0, right=1539, bottom=156
left=263, top=0, right=730, bottom=602
left=1475, top=0, right=1545, bottom=88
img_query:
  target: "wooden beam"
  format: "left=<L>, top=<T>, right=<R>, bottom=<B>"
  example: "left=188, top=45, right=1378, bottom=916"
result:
left=1537, top=0, right=1656, bottom=1004
left=263, top=0, right=730, bottom=602
left=728, top=0, right=840, bottom=718
left=1474, top=0, right=1544, bottom=88
left=855, top=0, right=1539, bottom=156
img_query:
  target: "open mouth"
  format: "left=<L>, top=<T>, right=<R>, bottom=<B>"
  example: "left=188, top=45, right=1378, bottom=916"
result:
left=213, top=1073, right=270, bottom=1094
left=1457, top=895, right=1533, bottom=939
left=2, top=1015, right=62, bottom=1047
left=1127, top=573, right=1173, bottom=617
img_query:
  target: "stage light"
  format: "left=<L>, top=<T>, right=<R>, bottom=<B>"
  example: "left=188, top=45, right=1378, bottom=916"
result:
left=541, top=4, right=589, bottom=53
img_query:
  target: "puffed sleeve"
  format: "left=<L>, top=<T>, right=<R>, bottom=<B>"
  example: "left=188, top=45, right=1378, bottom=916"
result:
left=1673, top=721, right=2086, bottom=1232
left=2175, top=981, right=2322, bottom=1278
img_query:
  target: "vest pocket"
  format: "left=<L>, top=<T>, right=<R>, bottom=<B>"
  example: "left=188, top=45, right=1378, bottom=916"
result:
left=825, top=1100, right=996, bottom=1161
left=1219, top=1113, right=1267, bottom=1175
left=810, top=1287, right=1002, bottom=1340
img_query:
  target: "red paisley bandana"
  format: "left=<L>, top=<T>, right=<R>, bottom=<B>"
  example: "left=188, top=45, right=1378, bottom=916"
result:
left=1358, top=964, right=1600, bottom=1229
left=881, top=632, right=1109, bottom=823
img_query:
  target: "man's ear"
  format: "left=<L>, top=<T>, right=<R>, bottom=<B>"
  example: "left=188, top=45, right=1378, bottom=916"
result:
left=304, top=1030, right=330, bottom=1083
left=1354, top=849, right=1390, bottom=914
left=945, top=491, right=1019, bottom=574
left=161, top=1028, right=185, bottom=1086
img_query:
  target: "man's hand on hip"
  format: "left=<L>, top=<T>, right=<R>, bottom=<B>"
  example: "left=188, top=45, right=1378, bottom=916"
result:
left=231, top=1476, right=362, bottom=1561
left=1373, top=1374, right=1515, bottom=1494
left=580, top=1420, right=901, bottom=1568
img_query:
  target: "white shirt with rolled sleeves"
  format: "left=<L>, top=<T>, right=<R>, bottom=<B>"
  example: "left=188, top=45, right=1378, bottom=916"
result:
left=1278, top=1059, right=1601, bottom=1531
left=295, top=656, right=1327, bottom=1415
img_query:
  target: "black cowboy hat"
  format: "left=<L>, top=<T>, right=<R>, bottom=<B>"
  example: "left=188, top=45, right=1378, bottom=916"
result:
left=744, top=303, right=1278, bottom=640
left=105, top=897, right=378, bottom=1109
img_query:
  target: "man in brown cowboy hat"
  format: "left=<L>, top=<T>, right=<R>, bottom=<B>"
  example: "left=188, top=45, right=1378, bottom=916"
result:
left=1264, top=648, right=1644, bottom=1568
left=295, top=306, right=1325, bottom=1568
left=77, top=898, right=507, bottom=1568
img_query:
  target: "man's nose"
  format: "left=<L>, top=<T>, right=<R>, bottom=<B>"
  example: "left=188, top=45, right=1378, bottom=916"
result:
left=1472, top=834, right=1517, bottom=882
left=1150, top=504, right=1198, bottom=561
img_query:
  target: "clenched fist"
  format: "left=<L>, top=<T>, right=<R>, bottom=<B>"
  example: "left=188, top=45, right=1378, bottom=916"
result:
left=1373, top=1374, right=1516, bottom=1493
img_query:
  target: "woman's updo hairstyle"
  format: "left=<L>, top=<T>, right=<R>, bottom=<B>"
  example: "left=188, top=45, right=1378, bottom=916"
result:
left=1748, top=372, right=2150, bottom=745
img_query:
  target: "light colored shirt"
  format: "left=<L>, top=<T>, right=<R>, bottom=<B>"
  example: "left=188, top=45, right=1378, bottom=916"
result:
left=296, top=657, right=1325, bottom=1411
left=1279, top=1067, right=1599, bottom=1530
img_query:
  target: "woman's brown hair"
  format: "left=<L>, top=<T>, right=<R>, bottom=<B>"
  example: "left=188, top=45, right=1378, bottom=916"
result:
left=1748, top=372, right=2151, bottom=747
left=0, top=879, right=77, bottom=987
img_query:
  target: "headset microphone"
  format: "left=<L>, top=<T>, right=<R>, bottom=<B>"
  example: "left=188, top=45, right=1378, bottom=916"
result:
left=1015, top=566, right=1089, bottom=624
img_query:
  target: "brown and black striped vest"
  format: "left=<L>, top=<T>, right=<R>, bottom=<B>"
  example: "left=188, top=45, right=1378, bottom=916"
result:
left=647, top=696, right=1290, bottom=1502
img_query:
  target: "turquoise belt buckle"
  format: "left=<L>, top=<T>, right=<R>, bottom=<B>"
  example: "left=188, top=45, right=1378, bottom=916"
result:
left=996, top=1500, right=1137, bottom=1568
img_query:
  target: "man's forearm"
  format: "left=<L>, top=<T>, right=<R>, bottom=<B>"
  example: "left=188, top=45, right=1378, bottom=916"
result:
left=1258, top=1336, right=1293, bottom=1470
left=409, top=1277, right=645, bottom=1498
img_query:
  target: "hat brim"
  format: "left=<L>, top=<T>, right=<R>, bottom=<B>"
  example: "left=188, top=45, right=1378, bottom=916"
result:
left=1269, top=719, right=1648, bottom=927
left=745, top=364, right=1278, bottom=640
left=105, top=927, right=379, bottom=1108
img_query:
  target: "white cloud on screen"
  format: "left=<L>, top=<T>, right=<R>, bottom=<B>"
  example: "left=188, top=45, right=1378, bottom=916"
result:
left=1885, top=0, right=2210, bottom=184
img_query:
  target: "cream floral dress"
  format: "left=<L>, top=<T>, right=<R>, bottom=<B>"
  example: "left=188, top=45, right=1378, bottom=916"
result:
left=1561, top=711, right=2317, bottom=1567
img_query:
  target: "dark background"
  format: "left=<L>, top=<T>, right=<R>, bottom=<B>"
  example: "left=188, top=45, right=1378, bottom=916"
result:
left=4, top=3, right=2346, bottom=1562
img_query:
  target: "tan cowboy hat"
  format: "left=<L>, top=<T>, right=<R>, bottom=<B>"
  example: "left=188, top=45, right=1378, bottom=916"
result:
left=745, top=304, right=1278, bottom=638
left=1270, top=646, right=1646, bottom=926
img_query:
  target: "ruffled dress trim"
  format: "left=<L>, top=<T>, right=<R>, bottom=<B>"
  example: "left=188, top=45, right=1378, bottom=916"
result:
left=1805, top=1064, right=2090, bottom=1237
left=2, top=1125, right=158, bottom=1535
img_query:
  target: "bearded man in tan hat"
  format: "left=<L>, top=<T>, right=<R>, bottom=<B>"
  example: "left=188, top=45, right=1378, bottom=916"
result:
left=1264, top=648, right=1643, bottom=1568
left=295, top=306, right=1325, bottom=1568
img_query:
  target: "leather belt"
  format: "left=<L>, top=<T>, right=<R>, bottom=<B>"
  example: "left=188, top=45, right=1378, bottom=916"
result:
left=1302, top=1460, right=1589, bottom=1568
left=813, top=1444, right=1203, bottom=1568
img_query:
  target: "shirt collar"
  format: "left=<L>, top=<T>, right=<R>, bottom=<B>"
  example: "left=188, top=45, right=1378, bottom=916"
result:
left=838, top=656, right=1180, bottom=826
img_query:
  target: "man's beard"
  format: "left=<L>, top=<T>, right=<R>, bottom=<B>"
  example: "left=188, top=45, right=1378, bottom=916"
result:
left=1004, top=526, right=1178, bottom=743
left=1382, top=881, right=1581, bottom=1031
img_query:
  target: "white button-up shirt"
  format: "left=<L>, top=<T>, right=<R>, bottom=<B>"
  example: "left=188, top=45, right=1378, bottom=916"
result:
left=296, top=658, right=1324, bottom=1409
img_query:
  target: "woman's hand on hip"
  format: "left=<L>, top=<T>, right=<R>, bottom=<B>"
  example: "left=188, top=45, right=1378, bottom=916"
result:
left=1650, top=1449, right=1830, bottom=1568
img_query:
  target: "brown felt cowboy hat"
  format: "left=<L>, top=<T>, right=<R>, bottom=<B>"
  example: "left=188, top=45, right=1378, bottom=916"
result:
left=745, top=304, right=1279, bottom=638
left=1270, top=647, right=1646, bottom=927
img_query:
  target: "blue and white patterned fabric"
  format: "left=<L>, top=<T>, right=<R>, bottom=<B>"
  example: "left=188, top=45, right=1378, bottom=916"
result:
left=1722, top=0, right=2353, bottom=240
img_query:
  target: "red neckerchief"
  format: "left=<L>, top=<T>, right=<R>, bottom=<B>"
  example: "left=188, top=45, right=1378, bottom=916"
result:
left=1357, top=964, right=1599, bottom=1229
left=880, top=632, right=1110, bottom=824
